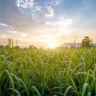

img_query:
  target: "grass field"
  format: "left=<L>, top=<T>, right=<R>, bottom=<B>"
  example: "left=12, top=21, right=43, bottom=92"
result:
left=0, top=47, right=96, bottom=96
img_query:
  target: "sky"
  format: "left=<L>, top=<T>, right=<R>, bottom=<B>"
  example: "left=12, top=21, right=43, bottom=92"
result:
left=0, top=0, right=96, bottom=48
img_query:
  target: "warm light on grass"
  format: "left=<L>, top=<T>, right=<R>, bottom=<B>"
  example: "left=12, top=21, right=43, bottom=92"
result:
left=0, top=46, right=96, bottom=96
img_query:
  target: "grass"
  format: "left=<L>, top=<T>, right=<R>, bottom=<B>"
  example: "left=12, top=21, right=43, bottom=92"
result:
left=0, top=47, right=96, bottom=96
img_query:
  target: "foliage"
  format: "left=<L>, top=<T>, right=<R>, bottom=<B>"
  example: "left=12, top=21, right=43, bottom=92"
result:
left=0, top=47, right=96, bottom=96
left=81, top=36, right=92, bottom=48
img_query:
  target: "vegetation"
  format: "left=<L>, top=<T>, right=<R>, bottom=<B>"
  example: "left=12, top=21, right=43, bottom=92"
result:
left=0, top=46, right=96, bottom=96
left=81, top=36, right=92, bottom=48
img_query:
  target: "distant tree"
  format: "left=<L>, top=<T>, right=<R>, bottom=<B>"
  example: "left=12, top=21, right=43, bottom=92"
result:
left=81, top=36, right=92, bottom=48
left=0, top=45, right=4, bottom=48
left=14, top=46, right=20, bottom=49
left=29, top=45, right=34, bottom=49
left=5, top=45, right=10, bottom=49
left=29, top=45, right=37, bottom=49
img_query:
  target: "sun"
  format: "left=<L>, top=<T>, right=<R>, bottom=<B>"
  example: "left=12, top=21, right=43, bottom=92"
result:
left=48, top=42, right=57, bottom=49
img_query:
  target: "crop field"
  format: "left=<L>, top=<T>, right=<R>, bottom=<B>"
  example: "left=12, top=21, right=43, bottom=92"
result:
left=0, top=47, right=96, bottom=96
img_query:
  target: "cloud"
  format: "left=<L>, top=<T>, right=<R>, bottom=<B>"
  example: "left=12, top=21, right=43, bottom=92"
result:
left=53, top=0, right=62, bottom=5
left=0, top=0, right=83, bottom=47
left=0, top=23, right=8, bottom=27
left=0, top=23, right=14, bottom=31
left=0, top=0, right=38, bottom=34
left=35, top=6, right=42, bottom=11
left=8, top=31, right=27, bottom=38
left=17, top=0, right=34, bottom=8
left=45, top=6, right=54, bottom=18
left=46, top=0, right=62, bottom=6
left=46, top=16, right=72, bottom=28
left=17, top=0, right=42, bottom=18
left=45, top=16, right=73, bottom=36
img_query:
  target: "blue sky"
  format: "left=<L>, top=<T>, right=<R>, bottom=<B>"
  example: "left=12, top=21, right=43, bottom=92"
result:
left=0, top=0, right=96, bottom=47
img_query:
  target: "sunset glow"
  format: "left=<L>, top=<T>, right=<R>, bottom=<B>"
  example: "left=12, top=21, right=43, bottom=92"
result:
left=0, top=0, right=96, bottom=95
left=0, top=0, right=96, bottom=48
left=48, top=42, right=57, bottom=49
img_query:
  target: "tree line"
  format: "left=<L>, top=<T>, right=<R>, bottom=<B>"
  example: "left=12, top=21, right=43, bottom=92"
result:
left=0, top=36, right=94, bottom=49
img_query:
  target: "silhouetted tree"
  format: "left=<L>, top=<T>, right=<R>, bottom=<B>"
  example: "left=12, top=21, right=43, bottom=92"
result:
left=14, top=46, right=20, bottom=49
left=81, top=36, right=92, bottom=48
left=29, top=45, right=37, bottom=49
left=5, top=45, right=10, bottom=49
left=0, top=45, right=4, bottom=48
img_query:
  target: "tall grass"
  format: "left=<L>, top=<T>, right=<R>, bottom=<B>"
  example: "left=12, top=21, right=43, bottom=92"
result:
left=0, top=47, right=96, bottom=96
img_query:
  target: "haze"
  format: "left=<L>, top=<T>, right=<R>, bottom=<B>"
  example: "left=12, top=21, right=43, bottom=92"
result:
left=0, top=0, right=96, bottom=48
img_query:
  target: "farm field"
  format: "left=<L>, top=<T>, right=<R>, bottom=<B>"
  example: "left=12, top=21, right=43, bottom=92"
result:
left=0, top=47, right=96, bottom=96
left=0, top=0, right=96, bottom=96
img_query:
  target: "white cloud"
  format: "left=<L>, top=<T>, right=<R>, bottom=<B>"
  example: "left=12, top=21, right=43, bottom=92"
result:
left=35, top=6, right=42, bottom=11
left=17, top=0, right=55, bottom=19
left=17, top=0, right=43, bottom=20
left=45, top=6, right=54, bottom=18
left=46, top=0, right=62, bottom=6
left=21, top=33, right=27, bottom=38
left=0, top=23, right=8, bottom=27
left=17, top=0, right=34, bottom=8
left=8, top=31, right=27, bottom=38
left=46, top=16, right=72, bottom=27
left=8, top=31, right=18, bottom=34
left=45, top=16, right=73, bottom=36
left=0, top=24, right=14, bottom=31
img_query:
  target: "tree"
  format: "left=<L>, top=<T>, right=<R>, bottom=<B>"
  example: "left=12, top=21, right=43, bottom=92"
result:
left=5, top=45, right=10, bottom=49
left=29, top=45, right=37, bottom=49
left=14, top=46, right=20, bottom=49
left=81, top=36, right=92, bottom=48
